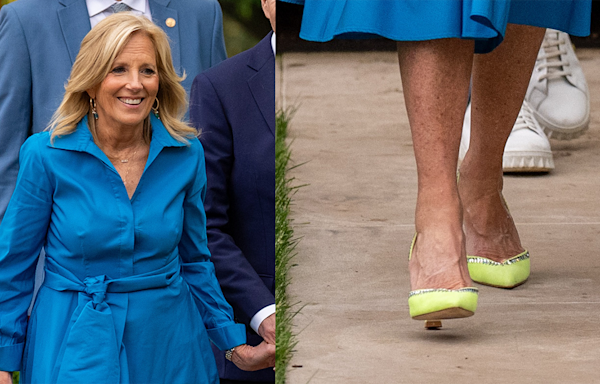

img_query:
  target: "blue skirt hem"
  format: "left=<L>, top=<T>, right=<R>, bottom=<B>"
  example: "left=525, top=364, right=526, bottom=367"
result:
left=287, top=0, right=591, bottom=53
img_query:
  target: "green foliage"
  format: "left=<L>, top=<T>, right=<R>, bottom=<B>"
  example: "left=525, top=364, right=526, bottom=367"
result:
left=219, top=0, right=271, bottom=39
left=0, top=0, right=17, bottom=8
left=12, top=371, right=19, bottom=384
left=220, top=0, right=271, bottom=57
left=275, top=109, right=301, bottom=384
left=225, top=0, right=255, bottom=19
left=222, top=14, right=261, bottom=58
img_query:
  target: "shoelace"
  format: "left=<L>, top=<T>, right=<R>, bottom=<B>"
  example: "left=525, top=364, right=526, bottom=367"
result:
left=536, top=30, right=572, bottom=81
left=513, top=101, right=542, bottom=135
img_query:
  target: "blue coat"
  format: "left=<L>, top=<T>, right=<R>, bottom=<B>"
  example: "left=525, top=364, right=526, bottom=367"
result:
left=0, top=115, right=246, bottom=382
left=0, top=0, right=227, bottom=221
left=189, top=32, right=275, bottom=382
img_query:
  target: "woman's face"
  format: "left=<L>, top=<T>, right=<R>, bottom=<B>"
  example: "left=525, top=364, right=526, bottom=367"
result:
left=88, top=33, right=159, bottom=132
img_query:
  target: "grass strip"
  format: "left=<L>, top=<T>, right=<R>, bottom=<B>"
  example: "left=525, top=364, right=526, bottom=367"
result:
left=275, top=108, right=301, bottom=384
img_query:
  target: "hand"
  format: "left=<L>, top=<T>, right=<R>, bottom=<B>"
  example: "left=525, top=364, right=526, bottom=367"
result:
left=230, top=342, right=275, bottom=371
left=0, top=371, right=12, bottom=384
left=258, top=313, right=275, bottom=345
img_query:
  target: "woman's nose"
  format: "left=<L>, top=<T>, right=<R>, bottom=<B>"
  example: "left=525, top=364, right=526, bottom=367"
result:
left=126, top=73, right=143, bottom=91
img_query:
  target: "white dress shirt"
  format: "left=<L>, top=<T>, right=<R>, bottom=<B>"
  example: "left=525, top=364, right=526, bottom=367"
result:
left=250, top=304, right=275, bottom=334
left=271, top=32, right=276, bottom=55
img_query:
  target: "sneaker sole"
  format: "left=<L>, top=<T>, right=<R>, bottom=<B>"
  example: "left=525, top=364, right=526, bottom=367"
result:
left=503, top=151, right=555, bottom=173
left=533, top=110, right=590, bottom=141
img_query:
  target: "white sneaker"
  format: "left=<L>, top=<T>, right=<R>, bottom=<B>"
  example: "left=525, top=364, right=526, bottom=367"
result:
left=458, top=103, right=472, bottom=163
left=503, top=101, right=555, bottom=172
left=526, top=29, right=590, bottom=140
left=459, top=102, right=554, bottom=173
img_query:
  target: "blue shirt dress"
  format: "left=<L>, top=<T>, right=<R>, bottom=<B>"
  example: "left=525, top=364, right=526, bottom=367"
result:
left=0, top=115, right=246, bottom=383
left=282, top=0, right=591, bottom=53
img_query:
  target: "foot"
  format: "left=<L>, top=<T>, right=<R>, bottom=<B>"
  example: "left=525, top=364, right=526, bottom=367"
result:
left=409, top=199, right=473, bottom=292
left=527, top=29, right=589, bottom=140
left=503, top=101, right=554, bottom=173
left=460, top=102, right=554, bottom=173
left=457, top=170, right=525, bottom=263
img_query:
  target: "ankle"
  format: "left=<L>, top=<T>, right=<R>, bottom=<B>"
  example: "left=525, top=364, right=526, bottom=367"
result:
left=458, top=161, right=503, bottom=188
left=415, top=189, right=462, bottom=224
left=458, top=171, right=504, bottom=210
left=409, top=229, right=471, bottom=291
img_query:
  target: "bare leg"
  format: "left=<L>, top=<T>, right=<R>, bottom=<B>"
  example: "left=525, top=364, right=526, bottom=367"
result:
left=459, top=24, right=545, bottom=262
left=397, top=38, right=474, bottom=291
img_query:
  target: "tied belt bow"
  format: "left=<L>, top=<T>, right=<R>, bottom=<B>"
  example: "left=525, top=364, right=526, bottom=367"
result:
left=42, top=258, right=180, bottom=384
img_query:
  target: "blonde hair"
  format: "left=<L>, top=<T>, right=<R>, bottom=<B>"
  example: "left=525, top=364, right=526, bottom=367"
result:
left=49, top=13, right=196, bottom=143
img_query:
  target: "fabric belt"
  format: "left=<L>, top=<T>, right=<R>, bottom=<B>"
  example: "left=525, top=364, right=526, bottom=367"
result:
left=42, top=257, right=181, bottom=384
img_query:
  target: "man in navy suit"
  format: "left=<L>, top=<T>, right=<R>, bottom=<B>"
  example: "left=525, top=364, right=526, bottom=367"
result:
left=0, top=0, right=227, bottom=222
left=189, top=0, right=276, bottom=382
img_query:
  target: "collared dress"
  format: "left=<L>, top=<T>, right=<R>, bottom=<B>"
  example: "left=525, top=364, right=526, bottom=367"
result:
left=281, top=0, right=591, bottom=53
left=0, top=115, right=246, bottom=384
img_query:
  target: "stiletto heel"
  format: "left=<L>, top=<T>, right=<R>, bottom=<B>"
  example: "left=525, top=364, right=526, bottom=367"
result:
left=408, top=235, right=479, bottom=320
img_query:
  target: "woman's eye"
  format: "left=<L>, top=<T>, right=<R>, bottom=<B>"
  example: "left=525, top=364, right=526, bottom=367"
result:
left=142, top=68, right=156, bottom=75
left=111, top=66, right=126, bottom=74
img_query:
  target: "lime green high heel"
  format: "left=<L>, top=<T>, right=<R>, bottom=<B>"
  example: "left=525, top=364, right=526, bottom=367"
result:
left=408, top=235, right=479, bottom=320
left=467, top=250, right=530, bottom=289
left=456, top=172, right=530, bottom=289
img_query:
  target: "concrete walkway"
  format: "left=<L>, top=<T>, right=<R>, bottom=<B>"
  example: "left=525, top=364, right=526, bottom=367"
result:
left=277, top=50, right=600, bottom=384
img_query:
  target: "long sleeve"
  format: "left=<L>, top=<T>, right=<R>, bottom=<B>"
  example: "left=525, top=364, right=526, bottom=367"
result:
left=0, top=5, right=34, bottom=223
left=178, top=142, right=246, bottom=351
left=0, top=135, right=53, bottom=371
left=190, top=73, right=275, bottom=328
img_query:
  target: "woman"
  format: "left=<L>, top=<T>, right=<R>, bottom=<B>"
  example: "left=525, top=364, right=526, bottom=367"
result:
left=282, top=0, right=591, bottom=321
left=0, top=14, right=274, bottom=383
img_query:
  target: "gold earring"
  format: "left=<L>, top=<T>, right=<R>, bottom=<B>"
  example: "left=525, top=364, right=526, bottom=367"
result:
left=90, top=98, right=98, bottom=120
left=152, top=98, right=160, bottom=120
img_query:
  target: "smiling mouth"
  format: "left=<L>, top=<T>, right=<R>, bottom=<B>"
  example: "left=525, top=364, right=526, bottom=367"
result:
left=119, top=98, right=143, bottom=105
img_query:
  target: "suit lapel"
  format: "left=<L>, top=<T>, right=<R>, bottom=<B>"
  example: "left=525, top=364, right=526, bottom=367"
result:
left=57, top=0, right=91, bottom=64
left=148, top=0, right=181, bottom=75
left=247, top=32, right=275, bottom=136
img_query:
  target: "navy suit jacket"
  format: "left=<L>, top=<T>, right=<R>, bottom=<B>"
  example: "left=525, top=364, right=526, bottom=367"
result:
left=189, top=32, right=275, bottom=382
left=0, top=0, right=227, bottom=221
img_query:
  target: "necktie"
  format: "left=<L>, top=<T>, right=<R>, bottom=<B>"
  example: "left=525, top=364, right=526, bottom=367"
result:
left=110, top=2, right=132, bottom=13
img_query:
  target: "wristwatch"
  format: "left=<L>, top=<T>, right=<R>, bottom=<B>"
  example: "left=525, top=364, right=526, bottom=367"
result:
left=225, top=347, right=236, bottom=361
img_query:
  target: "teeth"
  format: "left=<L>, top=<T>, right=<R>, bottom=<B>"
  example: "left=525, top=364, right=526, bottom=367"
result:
left=120, top=98, right=142, bottom=105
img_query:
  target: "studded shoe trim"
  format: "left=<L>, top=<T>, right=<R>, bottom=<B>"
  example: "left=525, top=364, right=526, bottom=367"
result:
left=408, top=287, right=479, bottom=298
left=467, top=251, right=530, bottom=266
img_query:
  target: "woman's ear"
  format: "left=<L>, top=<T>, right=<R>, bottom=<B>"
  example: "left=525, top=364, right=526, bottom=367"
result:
left=86, top=88, right=96, bottom=99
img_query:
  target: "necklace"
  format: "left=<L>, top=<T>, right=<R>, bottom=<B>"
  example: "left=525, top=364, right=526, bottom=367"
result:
left=122, top=149, right=138, bottom=187
left=105, top=144, right=142, bottom=187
